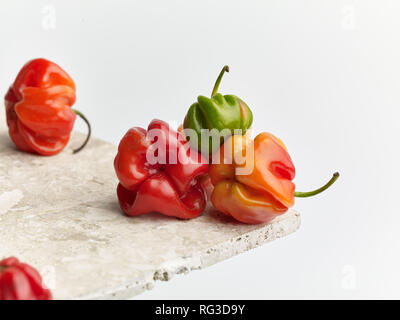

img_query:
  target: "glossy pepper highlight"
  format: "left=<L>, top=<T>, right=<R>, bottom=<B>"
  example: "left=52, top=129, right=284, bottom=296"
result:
left=5, top=58, right=91, bottom=156
left=210, top=134, right=339, bottom=224
left=0, top=257, right=51, bottom=300
left=183, top=65, right=253, bottom=155
left=114, top=119, right=209, bottom=219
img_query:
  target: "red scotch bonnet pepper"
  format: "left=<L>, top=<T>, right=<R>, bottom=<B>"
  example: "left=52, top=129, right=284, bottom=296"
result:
left=0, top=257, right=51, bottom=300
left=5, top=58, right=91, bottom=156
left=114, top=119, right=209, bottom=219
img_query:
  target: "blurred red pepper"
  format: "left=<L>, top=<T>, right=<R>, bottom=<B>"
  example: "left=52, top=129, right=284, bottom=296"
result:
left=0, top=257, right=51, bottom=300
left=210, top=133, right=339, bottom=224
left=5, top=58, right=91, bottom=156
left=114, top=119, right=209, bottom=219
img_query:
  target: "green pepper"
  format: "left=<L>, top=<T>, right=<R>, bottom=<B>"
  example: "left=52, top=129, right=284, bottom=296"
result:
left=183, top=65, right=253, bottom=155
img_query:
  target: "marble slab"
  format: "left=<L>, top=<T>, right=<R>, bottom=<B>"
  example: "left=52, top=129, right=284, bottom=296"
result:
left=0, top=112, right=300, bottom=300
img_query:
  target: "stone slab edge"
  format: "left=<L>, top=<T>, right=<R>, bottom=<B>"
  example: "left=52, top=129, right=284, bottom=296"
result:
left=79, top=210, right=300, bottom=300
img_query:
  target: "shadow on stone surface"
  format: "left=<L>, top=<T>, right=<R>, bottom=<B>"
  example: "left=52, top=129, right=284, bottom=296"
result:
left=0, top=132, right=16, bottom=152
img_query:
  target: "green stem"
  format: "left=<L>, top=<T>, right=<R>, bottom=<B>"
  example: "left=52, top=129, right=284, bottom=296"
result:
left=294, top=172, right=340, bottom=198
left=0, top=265, right=7, bottom=272
left=72, top=109, right=92, bottom=154
left=211, top=65, right=229, bottom=97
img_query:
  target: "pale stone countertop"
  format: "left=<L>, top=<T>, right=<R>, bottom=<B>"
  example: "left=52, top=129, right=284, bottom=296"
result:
left=0, top=112, right=300, bottom=299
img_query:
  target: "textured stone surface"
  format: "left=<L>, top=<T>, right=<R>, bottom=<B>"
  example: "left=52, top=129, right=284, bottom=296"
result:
left=0, top=112, right=300, bottom=300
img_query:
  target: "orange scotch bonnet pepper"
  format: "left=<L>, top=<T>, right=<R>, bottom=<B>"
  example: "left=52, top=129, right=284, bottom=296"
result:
left=210, top=133, right=339, bottom=224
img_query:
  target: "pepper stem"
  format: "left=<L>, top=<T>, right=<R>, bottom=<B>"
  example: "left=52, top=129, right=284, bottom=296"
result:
left=0, top=265, right=7, bottom=272
left=211, top=65, right=229, bottom=97
left=294, top=172, right=340, bottom=198
left=72, top=109, right=92, bottom=154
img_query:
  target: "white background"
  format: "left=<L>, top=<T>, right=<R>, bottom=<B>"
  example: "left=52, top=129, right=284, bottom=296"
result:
left=1, top=0, right=399, bottom=299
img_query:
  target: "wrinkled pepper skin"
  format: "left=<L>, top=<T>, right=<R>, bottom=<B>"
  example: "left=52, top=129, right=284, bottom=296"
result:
left=5, top=58, right=77, bottom=156
left=184, top=95, right=253, bottom=154
left=0, top=257, right=51, bottom=300
left=114, top=119, right=209, bottom=219
left=210, top=133, right=296, bottom=224
left=183, top=66, right=253, bottom=155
